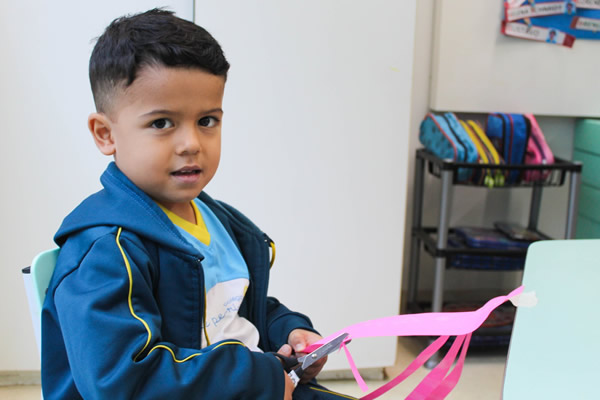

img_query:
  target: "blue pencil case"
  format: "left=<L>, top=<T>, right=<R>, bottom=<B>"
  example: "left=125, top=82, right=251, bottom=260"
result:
left=419, top=112, right=479, bottom=182
left=486, top=113, right=530, bottom=183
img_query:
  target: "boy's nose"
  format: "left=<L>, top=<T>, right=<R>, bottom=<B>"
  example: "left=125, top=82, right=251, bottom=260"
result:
left=176, top=125, right=201, bottom=155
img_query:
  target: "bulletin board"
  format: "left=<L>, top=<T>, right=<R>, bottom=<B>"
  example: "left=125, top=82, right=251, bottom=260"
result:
left=430, top=0, right=600, bottom=117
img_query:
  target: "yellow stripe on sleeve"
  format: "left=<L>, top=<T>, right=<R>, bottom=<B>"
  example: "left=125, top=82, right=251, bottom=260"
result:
left=115, top=227, right=153, bottom=361
left=269, top=241, right=276, bottom=268
left=309, top=386, right=359, bottom=399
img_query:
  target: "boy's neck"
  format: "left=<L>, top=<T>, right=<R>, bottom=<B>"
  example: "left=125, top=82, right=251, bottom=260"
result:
left=162, top=201, right=197, bottom=224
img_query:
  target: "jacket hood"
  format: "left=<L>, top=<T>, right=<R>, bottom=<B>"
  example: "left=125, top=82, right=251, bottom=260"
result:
left=54, top=162, right=194, bottom=253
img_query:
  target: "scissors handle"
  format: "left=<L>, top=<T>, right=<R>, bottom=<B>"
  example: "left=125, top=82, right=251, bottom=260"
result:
left=271, top=353, right=303, bottom=386
left=272, top=353, right=299, bottom=371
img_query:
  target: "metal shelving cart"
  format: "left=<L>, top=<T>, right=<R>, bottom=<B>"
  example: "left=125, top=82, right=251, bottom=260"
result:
left=407, top=149, right=582, bottom=341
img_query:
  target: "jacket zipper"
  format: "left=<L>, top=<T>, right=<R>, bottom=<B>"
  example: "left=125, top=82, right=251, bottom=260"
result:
left=195, top=257, right=211, bottom=348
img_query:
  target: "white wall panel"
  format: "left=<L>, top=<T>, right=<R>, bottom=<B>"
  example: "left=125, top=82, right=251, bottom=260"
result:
left=196, top=1, right=416, bottom=370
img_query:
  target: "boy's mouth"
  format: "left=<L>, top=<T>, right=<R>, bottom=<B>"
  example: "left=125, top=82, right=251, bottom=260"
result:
left=171, top=167, right=202, bottom=177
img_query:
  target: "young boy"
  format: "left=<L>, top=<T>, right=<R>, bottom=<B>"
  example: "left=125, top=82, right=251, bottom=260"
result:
left=41, top=9, right=354, bottom=400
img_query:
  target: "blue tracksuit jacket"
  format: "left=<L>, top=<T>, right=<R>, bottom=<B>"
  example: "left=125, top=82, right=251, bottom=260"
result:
left=41, top=162, right=317, bottom=399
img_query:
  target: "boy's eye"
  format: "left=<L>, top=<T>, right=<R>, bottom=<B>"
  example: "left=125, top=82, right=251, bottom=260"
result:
left=198, top=116, right=218, bottom=128
left=151, top=118, right=173, bottom=129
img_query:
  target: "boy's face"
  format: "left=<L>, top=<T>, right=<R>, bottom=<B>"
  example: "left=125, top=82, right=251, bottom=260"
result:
left=89, top=66, right=225, bottom=217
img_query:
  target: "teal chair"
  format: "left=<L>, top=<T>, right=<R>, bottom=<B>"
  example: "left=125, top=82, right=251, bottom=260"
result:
left=22, top=248, right=60, bottom=354
left=503, top=239, right=600, bottom=399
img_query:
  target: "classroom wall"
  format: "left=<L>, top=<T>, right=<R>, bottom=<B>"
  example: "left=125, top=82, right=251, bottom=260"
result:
left=431, top=0, right=600, bottom=117
left=1, top=0, right=579, bottom=379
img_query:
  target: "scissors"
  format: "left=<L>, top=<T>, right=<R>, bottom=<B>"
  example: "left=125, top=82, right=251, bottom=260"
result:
left=271, top=332, right=349, bottom=386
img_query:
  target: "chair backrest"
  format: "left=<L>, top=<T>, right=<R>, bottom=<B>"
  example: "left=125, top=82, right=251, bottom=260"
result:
left=503, top=239, right=600, bottom=399
left=22, top=248, right=59, bottom=355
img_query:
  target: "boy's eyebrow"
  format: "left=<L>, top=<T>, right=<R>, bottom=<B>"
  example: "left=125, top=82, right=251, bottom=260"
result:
left=201, top=108, right=224, bottom=115
left=141, top=108, right=224, bottom=118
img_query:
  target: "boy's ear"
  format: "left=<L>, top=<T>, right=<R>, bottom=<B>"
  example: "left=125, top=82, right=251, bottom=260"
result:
left=88, top=112, right=116, bottom=156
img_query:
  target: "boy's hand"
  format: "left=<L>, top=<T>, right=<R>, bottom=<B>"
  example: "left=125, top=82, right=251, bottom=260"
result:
left=277, top=344, right=295, bottom=399
left=287, top=329, right=326, bottom=383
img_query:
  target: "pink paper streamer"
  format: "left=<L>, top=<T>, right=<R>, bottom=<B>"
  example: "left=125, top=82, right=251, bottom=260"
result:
left=342, top=342, right=369, bottom=391
left=304, top=286, right=523, bottom=400
left=360, top=336, right=450, bottom=400
left=427, top=333, right=472, bottom=400
left=406, top=335, right=465, bottom=400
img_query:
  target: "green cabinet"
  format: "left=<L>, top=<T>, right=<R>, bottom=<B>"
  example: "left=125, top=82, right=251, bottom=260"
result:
left=574, top=119, right=600, bottom=239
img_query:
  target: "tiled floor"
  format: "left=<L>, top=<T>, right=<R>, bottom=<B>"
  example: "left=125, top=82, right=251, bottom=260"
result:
left=0, top=338, right=507, bottom=399
left=0, top=385, right=40, bottom=400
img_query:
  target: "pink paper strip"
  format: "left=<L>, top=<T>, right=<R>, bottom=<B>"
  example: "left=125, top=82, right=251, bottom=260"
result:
left=341, top=341, right=369, bottom=391
left=359, top=336, right=450, bottom=400
left=427, top=333, right=472, bottom=400
left=406, top=335, right=465, bottom=400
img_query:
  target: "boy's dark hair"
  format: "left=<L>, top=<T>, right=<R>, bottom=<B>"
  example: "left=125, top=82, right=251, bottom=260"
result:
left=89, top=8, right=230, bottom=113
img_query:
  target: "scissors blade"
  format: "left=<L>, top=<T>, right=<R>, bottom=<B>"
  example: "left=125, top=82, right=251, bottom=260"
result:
left=299, top=332, right=349, bottom=370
